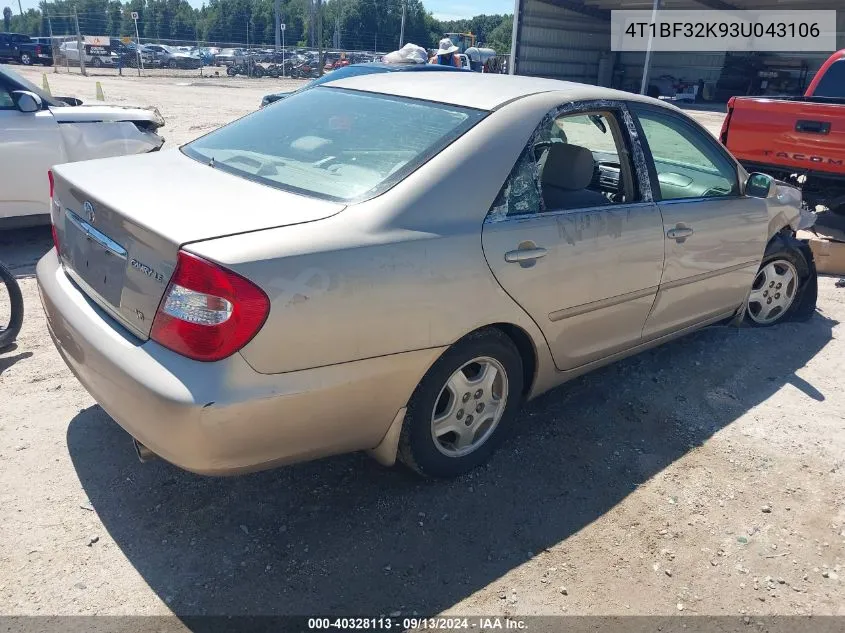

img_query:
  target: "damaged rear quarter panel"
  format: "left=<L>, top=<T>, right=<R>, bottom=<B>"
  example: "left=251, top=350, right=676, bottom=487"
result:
left=58, top=121, right=164, bottom=162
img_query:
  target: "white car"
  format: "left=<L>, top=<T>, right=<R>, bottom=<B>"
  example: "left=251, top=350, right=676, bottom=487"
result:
left=0, top=65, right=165, bottom=228
left=58, top=41, right=118, bottom=68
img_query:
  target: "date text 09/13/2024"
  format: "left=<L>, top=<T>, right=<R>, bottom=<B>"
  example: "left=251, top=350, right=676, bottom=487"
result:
left=307, top=617, right=527, bottom=630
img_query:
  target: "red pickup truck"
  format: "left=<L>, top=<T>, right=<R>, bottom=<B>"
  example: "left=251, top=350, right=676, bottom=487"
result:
left=720, top=49, right=845, bottom=213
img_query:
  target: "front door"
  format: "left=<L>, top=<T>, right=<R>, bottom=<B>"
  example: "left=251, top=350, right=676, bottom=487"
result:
left=482, top=105, right=665, bottom=371
left=629, top=105, right=769, bottom=338
left=0, top=80, right=65, bottom=220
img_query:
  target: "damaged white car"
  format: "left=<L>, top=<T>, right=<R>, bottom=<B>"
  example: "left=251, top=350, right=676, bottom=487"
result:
left=0, top=66, right=164, bottom=228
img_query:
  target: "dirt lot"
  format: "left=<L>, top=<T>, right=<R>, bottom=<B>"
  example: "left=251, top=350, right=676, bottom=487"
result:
left=1, top=68, right=844, bottom=621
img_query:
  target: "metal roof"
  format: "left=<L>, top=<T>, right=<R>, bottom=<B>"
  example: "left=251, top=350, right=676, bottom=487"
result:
left=543, top=0, right=844, bottom=19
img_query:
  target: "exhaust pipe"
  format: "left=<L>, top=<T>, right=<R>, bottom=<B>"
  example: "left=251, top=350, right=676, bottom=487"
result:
left=132, top=437, right=158, bottom=463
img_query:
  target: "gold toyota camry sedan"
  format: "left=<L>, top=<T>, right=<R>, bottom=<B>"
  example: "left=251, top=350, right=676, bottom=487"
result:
left=38, top=73, right=818, bottom=478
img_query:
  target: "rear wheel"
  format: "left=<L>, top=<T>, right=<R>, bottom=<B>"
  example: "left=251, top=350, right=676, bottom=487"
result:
left=0, top=261, right=24, bottom=350
left=398, top=329, right=524, bottom=478
left=92, top=56, right=102, bottom=68
left=20, top=52, right=32, bottom=65
left=745, top=240, right=810, bottom=327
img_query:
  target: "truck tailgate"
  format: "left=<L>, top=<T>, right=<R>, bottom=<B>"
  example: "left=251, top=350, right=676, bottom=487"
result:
left=723, top=98, right=845, bottom=176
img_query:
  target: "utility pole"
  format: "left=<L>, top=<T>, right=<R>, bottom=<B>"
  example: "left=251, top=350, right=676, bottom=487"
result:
left=274, top=0, right=281, bottom=51
left=399, top=0, right=406, bottom=47
left=640, top=0, right=661, bottom=95
left=74, top=8, right=86, bottom=76
left=309, top=0, right=316, bottom=48
left=45, top=11, right=56, bottom=74
left=16, top=0, right=21, bottom=16
left=197, top=19, right=202, bottom=76
left=316, top=0, right=323, bottom=76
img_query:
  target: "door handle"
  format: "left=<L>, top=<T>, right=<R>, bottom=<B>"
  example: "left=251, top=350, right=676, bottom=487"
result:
left=666, top=226, right=694, bottom=242
left=504, top=247, right=548, bottom=263
left=795, top=119, right=830, bottom=135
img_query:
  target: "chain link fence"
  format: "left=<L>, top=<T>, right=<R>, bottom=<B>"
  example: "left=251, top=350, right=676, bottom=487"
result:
left=27, top=34, right=509, bottom=80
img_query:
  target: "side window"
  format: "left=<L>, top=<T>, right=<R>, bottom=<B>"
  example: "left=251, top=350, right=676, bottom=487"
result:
left=635, top=110, right=738, bottom=201
left=0, top=85, right=15, bottom=110
left=489, top=109, right=639, bottom=219
left=812, top=60, right=845, bottom=98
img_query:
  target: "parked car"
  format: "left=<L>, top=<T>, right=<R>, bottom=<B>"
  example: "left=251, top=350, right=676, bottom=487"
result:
left=58, top=41, right=117, bottom=68
left=142, top=44, right=202, bottom=69
left=720, top=48, right=845, bottom=214
left=0, top=66, right=164, bottom=228
left=260, top=61, right=468, bottom=107
left=114, top=42, right=155, bottom=68
left=39, top=73, right=817, bottom=478
left=0, top=32, right=53, bottom=66
left=215, top=48, right=245, bottom=66
left=193, top=47, right=217, bottom=66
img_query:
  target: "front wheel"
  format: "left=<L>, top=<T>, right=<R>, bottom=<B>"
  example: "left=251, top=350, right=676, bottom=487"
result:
left=398, top=329, right=524, bottom=478
left=0, top=261, right=24, bottom=350
left=745, top=238, right=813, bottom=327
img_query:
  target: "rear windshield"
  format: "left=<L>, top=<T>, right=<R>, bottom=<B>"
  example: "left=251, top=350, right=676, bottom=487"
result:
left=813, top=60, right=845, bottom=98
left=183, top=87, right=485, bottom=202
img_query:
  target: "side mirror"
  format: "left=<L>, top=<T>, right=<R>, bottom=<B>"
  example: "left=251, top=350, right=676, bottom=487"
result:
left=746, top=172, right=774, bottom=199
left=12, top=90, right=42, bottom=113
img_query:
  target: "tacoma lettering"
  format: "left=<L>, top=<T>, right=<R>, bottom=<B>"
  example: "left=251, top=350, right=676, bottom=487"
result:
left=762, top=150, right=844, bottom=166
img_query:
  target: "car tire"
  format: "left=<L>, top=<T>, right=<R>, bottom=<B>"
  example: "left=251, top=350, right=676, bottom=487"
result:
left=20, top=53, right=31, bottom=65
left=92, top=56, right=102, bottom=68
left=0, top=261, right=24, bottom=350
left=745, top=235, right=813, bottom=327
left=169, top=59, right=177, bottom=69
left=398, top=328, right=524, bottom=478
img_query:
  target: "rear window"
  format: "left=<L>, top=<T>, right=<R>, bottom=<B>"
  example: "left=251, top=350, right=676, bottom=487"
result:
left=813, top=60, right=845, bottom=98
left=183, top=86, right=485, bottom=202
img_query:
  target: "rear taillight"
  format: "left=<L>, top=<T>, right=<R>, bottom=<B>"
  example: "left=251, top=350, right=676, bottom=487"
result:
left=720, top=97, right=735, bottom=146
left=150, top=251, right=270, bottom=362
left=48, top=171, right=59, bottom=252
left=35, top=45, right=42, bottom=55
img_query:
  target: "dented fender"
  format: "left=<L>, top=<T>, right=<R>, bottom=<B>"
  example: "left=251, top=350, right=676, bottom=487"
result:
left=58, top=121, right=164, bottom=162
left=767, top=181, right=817, bottom=239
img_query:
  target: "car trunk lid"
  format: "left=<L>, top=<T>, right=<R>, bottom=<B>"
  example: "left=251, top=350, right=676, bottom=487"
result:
left=51, top=150, right=345, bottom=339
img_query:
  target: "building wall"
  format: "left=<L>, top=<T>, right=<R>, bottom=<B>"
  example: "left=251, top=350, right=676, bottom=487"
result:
left=514, top=0, right=845, bottom=98
left=513, top=0, right=610, bottom=84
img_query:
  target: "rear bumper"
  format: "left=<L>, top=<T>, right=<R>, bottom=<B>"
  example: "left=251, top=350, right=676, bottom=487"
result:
left=37, top=249, right=442, bottom=475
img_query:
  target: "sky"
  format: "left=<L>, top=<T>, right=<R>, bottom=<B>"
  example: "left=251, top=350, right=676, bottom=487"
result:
left=17, top=0, right=515, bottom=21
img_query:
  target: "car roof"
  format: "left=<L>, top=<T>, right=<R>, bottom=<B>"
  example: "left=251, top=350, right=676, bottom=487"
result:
left=353, top=62, right=463, bottom=73
left=327, top=72, right=667, bottom=111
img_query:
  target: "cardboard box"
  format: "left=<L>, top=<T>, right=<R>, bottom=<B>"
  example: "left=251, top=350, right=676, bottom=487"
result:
left=797, top=229, right=845, bottom=276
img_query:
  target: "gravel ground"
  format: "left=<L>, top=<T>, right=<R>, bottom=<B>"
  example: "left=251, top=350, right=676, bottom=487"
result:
left=1, top=68, right=844, bottom=619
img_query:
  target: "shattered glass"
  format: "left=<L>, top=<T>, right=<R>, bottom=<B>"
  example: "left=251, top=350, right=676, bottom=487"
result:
left=486, top=100, right=655, bottom=224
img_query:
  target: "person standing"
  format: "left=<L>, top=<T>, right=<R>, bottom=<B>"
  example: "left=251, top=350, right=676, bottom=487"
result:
left=430, top=38, right=461, bottom=67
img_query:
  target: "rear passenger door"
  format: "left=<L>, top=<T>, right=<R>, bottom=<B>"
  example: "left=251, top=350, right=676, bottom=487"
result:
left=482, top=102, right=665, bottom=371
left=629, top=104, right=769, bottom=338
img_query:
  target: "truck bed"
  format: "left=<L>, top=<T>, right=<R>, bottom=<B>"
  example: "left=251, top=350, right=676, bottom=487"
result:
left=721, top=95, right=845, bottom=180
